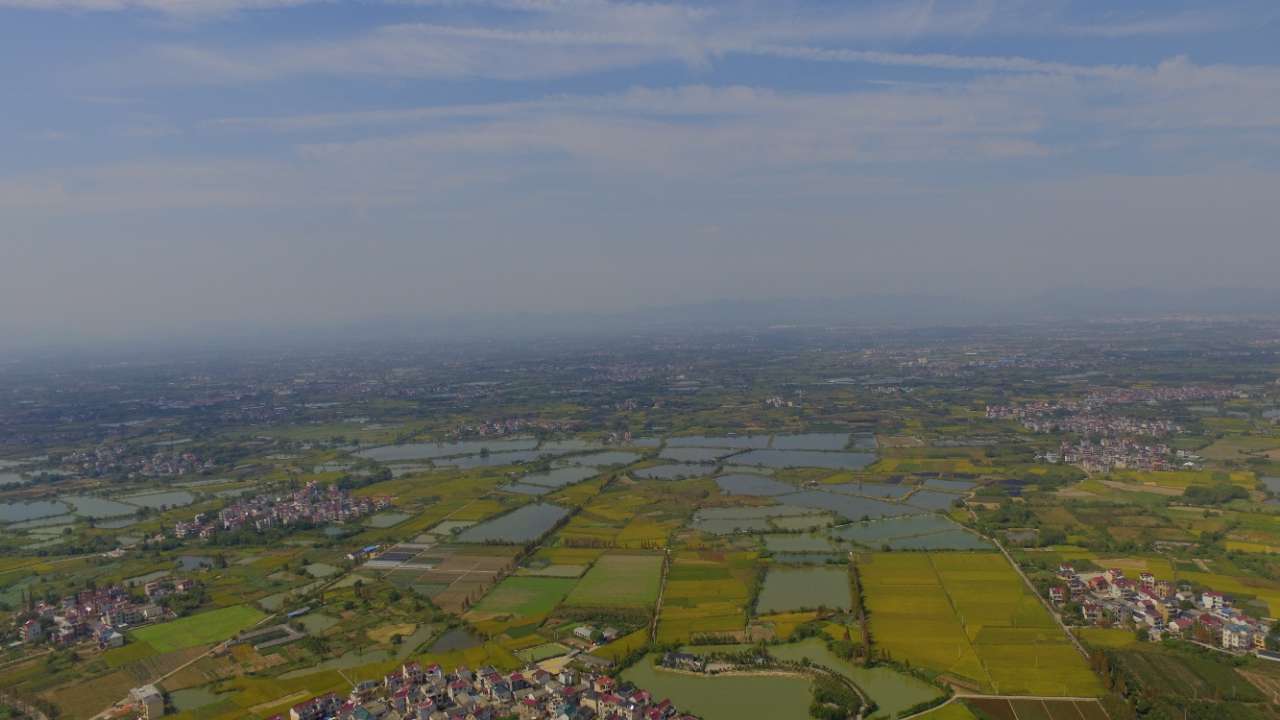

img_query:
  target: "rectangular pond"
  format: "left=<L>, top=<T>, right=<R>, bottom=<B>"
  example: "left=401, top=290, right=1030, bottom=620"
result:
left=120, top=490, right=196, bottom=508
left=60, top=495, right=139, bottom=519
left=454, top=503, right=570, bottom=544
left=562, top=451, right=641, bottom=467
left=666, top=435, right=771, bottom=449
left=776, top=490, right=917, bottom=521
left=354, top=438, right=538, bottom=462
left=772, top=433, right=851, bottom=451
left=922, top=479, right=977, bottom=493
left=660, top=447, right=737, bottom=463
left=0, top=500, right=70, bottom=523
left=633, top=464, right=711, bottom=480
left=756, top=566, right=851, bottom=613
left=830, top=514, right=993, bottom=550
left=734, top=450, right=875, bottom=470
left=434, top=450, right=543, bottom=469
left=906, top=490, right=963, bottom=510
left=827, top=482, right=913, bottom=499
left=716, top=474, right=796, bottom=496
left=521, top=466, right=598, bottom=488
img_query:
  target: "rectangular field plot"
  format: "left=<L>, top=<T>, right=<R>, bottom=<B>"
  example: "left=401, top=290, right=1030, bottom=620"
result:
left=563, top=552, right=663, bottom=609
left=657, top=552, right=755, bottom=643
left=859, top=552, right=1102, bottom=696
left=755, top=566, right=850, bottom=614
left=966, top=699, right=1110, bottom=720
left=466, top=576, right=577, bottom=619
left=373, top=544, right=521, bottom=613
left=131, top=605, right=266, bottom=652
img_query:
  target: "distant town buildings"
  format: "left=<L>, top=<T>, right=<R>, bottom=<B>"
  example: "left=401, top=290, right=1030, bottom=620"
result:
left=174, top=481, right=392, bottom=539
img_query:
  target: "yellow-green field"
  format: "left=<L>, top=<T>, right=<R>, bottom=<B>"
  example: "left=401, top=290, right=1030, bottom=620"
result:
left=657, top=551, right=755, bottom=642
left=860, top=552, right=1102, bottom=696
left=131, top=605, right=268, bottom=652
left=1076, top=627, right=1138, bottom=648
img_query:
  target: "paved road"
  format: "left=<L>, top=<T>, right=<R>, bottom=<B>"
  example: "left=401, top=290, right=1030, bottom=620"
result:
left=650, top=548, right=671, bottom=643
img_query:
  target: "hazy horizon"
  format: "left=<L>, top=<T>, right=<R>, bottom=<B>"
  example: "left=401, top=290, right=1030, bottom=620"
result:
left=3, top=0, right=1280, bottom=345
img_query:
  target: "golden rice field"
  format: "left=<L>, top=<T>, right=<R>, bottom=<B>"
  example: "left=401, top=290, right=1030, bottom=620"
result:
left=859, top=552, right=1102, bottom=697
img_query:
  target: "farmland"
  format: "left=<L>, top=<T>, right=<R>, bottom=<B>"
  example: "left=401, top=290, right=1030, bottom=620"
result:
left=8, top=320, right=1280, bottom=720
left=860, top=552, right=1102, bottom=697
left=131, top=605, right=267, bottom=652
left=657, top=551, right=756, bottom=642
left=465, top=576, right=576, bottom=619
left=562, top=552, right=664, bottom=609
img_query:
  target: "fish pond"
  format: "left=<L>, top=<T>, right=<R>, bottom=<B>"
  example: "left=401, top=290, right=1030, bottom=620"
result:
left=521, top=466, right=598, bottom=489
left=660, top=446, right=736, bottom=463
left=905, top=490, right=963, bottom=510
left=922, top=479, right=976, bottom=493
left=768, top=639, right=943, bottom=719
left=776, top=490, right=918, bottom=522
left=772, top=433, right=850, bottom=451
left=119, top=490, right=196, bottom=509
left=434, top=450, right=543, bottom=469
left=60, top=495, right=139, bottom=519
left=0, top=500, right=70, bottom=523
left=563, top=451, right=641, bottom=467
left=734, top=450, right=875, bottom=470
left=621, top=655, right=812, bottom=720
left=632, top=464, right=710, bottom=480
left=691, top=506, right=827, bottom=535
left=827, top=482, right=913, bottom=499
left=716, top=474, right=795, bottom=496
left=756, top=567, right=851, bottom=613
left=537, top=439, right=601, bottom=452
left=666, top=435, right=771, bottom=449
left=830, top=514, right=992, bottom=550
left=355, top=438, right=538, bottom=462
left=454, top=503, right=570, bottom=544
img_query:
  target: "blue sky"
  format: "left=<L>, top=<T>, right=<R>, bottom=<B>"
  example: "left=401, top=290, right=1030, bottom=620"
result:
left=2, top=0, right=1280, bottom=342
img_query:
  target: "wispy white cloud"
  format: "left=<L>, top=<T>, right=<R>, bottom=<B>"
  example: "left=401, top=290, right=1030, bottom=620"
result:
left=0, top=0, right=315, bottom=15
left=1060, top=10, right=1238, bottom=38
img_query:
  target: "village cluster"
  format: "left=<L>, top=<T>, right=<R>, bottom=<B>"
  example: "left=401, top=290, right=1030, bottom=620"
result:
left=272, top=662, right=697, bottom=720
left=173, top=481, right=393, bottom=539
left=985, top=403, right=1180, bottom=438
left=60, top=445, right=213, bottom=479
left=1053, top=565, right=1275, bottom=654
left=1045, top=438, right=1194, bottom=473
left=13, top=578, right=194, bottom=650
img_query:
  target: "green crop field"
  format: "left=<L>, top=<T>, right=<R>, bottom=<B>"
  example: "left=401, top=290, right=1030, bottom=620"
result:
left=1110, top=644, right=1263, bottom=702
left=468, top=576, right=577, bottom=618
left=563, top=552, right=664, bottom=609
left=131, top=605, right=267, bottom=652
